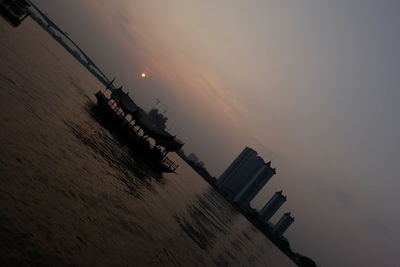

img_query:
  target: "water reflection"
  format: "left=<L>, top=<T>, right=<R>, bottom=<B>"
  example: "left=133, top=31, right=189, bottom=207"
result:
left=174, top=189, right=237, bottom=250
left=64, top=105, right=166, bottom=200
left=0, top=19, right=297, bottom=267
left=173, top=187, right=297, bottom=266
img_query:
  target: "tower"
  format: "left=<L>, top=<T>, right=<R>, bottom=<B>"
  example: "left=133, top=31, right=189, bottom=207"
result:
left=220, top=155, right=265, bottom=199
left=216, top=147, right=256, bottom=188
left=217, top=147, right=266, bottom=199
left=259, top=191, right=287, bottom=223
left=273, top=212, right=294, bottom=236
left=233, top=162, right=276, bottom=211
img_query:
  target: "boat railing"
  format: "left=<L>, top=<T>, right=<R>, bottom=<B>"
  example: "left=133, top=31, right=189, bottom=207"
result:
left=96, top=90, right=179, bottom=173
left=162, top=157, right=178, bottom=172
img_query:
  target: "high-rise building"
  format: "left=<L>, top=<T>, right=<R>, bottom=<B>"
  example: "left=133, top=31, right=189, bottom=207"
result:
left=272, top=212, right=294, bottom=236
left=217, top=147, right=264, bottom=198
left=220, top=155, right=265, bottom=198
left=216, top=147, right=256, bottom=188
left=259, top=191, right=287, bottom=223
left=233, top=162, right=276, bottom=211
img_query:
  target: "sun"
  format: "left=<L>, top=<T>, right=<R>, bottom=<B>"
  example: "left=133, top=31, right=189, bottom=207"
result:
left=140, top=72, right=147, bottom=78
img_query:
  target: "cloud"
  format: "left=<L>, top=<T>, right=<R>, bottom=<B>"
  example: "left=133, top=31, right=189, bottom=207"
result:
left=92, top=1, right=248, bottom=133
left=195, top=73, right=247, bottom=129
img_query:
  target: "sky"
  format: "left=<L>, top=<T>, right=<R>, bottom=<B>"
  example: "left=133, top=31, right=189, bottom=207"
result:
left=33, top=1, right=400, bottom=266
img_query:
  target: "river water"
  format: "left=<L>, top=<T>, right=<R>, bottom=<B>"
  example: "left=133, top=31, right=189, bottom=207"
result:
left=0, top=18, right=296, bottom=267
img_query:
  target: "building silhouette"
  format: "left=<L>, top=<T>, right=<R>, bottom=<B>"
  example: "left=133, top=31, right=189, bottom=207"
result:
left=216, top=147, right=275, bottom=206
left=259, top=190, right=287, bottom=223
left=216, top=147, right=257, bottom=190
left=273, top=212, right=294, bottom=236
left=233, top=161, right=276, bottom=211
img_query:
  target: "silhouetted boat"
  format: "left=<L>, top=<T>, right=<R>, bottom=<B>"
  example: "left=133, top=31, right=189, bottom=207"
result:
left=94, top=82, right=183, bottom=173
left=0, top=0, right=30, bottom=26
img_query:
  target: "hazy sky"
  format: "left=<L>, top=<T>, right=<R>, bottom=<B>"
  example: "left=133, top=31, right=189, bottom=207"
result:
left=33, top=1, right=400, bottom=266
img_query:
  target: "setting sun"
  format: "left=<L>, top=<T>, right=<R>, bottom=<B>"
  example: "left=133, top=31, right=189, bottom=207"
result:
left=140, top=72, right=147, bottom=78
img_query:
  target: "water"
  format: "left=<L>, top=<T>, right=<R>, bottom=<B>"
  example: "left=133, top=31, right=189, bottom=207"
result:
left=0, top=18, right=296, bottom=267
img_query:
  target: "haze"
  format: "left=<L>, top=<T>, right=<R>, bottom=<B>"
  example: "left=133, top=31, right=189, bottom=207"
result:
left=33, top=0, right=400, bottom=266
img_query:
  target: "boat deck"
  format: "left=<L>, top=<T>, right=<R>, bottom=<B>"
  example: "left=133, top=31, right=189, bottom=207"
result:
left=95, top=91, right=178, bottom=173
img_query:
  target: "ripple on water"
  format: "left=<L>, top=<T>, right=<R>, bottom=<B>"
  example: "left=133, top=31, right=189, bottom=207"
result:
left=0, top=18, right=297, bottom=267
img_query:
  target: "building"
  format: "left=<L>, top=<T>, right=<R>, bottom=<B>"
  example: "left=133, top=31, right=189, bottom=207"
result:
left=273, top=212, right=294, bottom=236
left=221, top=156, right=265, bottom=198
left=217, top=147, right=263, bottom=198
left=233, top=162, right=276, bottom=211
left=216, top=147, right=256, bottom=188
left=259, top=191, right=287, bottom=223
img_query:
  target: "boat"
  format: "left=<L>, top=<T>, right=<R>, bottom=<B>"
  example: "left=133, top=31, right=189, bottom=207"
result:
left=0, top=0, right=30, bottom=27
left=94, top=82, right=183, bottom=173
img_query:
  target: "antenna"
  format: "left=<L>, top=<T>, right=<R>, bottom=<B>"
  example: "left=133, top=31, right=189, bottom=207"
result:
left=151, top=98, right=161, bottom=110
